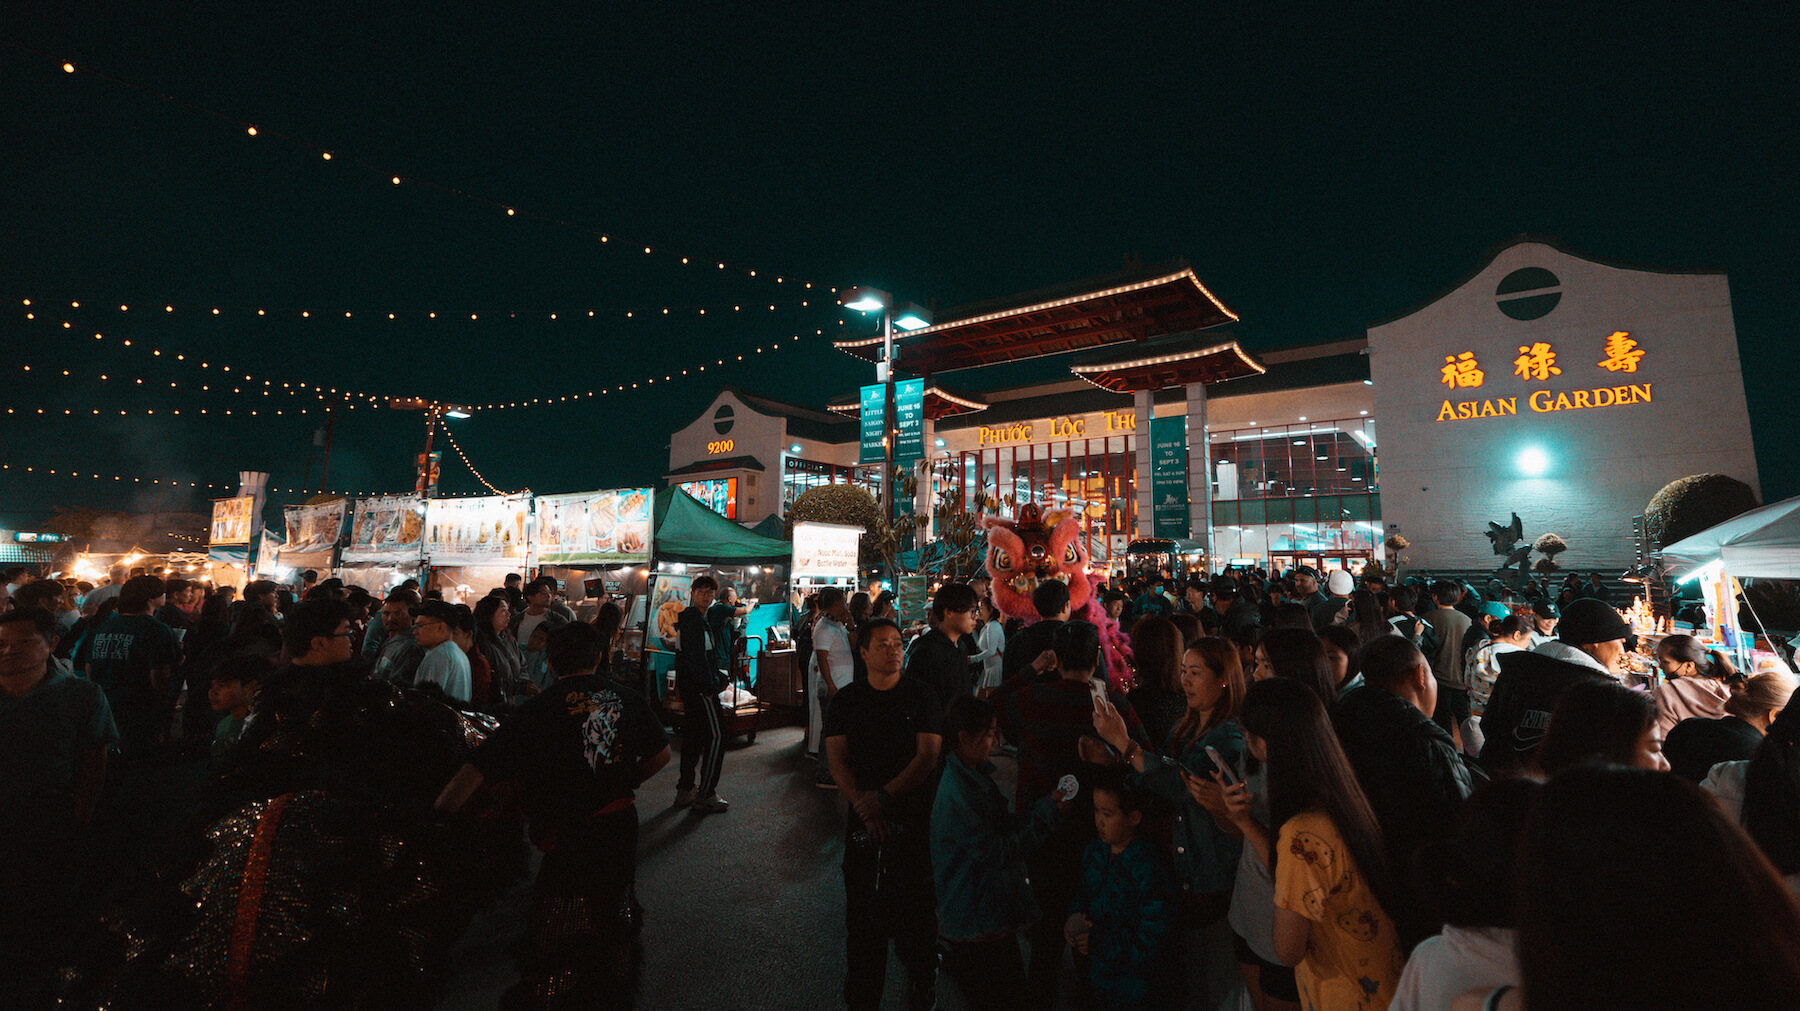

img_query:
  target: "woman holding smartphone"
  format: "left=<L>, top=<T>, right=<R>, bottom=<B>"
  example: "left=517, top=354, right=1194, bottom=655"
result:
left=1217, top=678, right=1405, bottom=1011
left=1091, top=636, right=1247, bottom=1008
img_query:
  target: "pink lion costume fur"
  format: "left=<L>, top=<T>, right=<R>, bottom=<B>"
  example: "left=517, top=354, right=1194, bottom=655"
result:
left=981, top=503, right=1133, bottom=691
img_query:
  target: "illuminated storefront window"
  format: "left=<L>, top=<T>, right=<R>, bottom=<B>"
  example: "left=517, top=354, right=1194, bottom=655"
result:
left=1207, top=415, right=1381, bottom=568
left=945, top=436, right=1138, bottom=563
left=782, top=457, right=880, bottom=510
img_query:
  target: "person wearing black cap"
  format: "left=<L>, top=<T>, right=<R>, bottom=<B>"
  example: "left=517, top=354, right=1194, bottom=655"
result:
left=1526, top=599, right=1559, bottom=647
left=1209, top=576, right=1260, bottom=635
left=1477, top=598, right=1629, bottom=773
left=410, top=599, right=472, bottom=703
left=1293, top=566, right=1329, bottom=614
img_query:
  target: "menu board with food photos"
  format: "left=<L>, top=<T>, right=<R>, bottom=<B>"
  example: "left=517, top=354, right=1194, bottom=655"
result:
left=344, top=495, right=427, bottom=562
left=535, top=487, right=654, bottom=565
left=424, top=494, right=533, bottom=566
left=283, top=499, right=349, bottom=552
left=209, top=496, right=256, bottom=546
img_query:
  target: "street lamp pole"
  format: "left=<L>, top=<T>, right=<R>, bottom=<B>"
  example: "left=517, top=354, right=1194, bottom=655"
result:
left=882, top=307, right=896, bottom=532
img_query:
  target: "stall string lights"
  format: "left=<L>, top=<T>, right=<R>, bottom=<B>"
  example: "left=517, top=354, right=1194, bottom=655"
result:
left=0, top=460, right=235, bottom=492
left=437, top=420, right=512, bottom=496
left=14, top=311, right=827, bottom=415
left=21, top=45, right=838, bottom=294
left=19, top=294, right=827, bottom=321
left=12, top=313, right=399, bottom=409
left=466, top=331, right=810, bottom=412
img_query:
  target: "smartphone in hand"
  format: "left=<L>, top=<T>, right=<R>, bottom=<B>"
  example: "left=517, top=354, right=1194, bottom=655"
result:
left=1204, top=745, right=1238, bottom=785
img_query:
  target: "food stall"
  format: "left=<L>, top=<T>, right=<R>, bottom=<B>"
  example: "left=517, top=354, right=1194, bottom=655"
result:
left=274, top=498, right=350, bottom=584
left=532, top=487, right=656, bottom=665
left=644, top=488, right=793, bottom=741
left=423, top=493, right=533, bottom=604
left=340, top=494, right=427, bottom=590
left=1652, top=495, right=1800, bottom=675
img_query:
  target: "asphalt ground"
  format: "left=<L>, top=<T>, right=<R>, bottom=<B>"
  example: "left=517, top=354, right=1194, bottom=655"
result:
left=439, top=724, right=1245, bottom=1011
left=439, top=724, right=1000, bottom=1010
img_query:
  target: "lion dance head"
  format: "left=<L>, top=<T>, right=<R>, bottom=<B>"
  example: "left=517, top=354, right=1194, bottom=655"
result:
left=981, top=503, right=1092, bottom=622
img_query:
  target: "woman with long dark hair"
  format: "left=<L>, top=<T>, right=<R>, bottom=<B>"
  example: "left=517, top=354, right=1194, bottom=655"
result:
left=1465, top=765, right=1800, bottom=1010
left=1535, top=679, right=1667, bottom=776
left=592, top=600, right=625, bottom=676
left=1250, top=627, right=1336, bottom=706
left=1347, top=589, right=1388, bottom=646
left=1316, top=625, right=1361, bottom=697
left=1217, top=677, right=1404, bottom=1009
left=472, top=595, right=521, bottom=698
left=1094, top=636, right=1250, bottom=1008
left=1127, top=615, right=1187, bottom=751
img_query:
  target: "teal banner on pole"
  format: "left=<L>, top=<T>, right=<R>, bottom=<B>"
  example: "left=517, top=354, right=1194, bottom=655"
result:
left=859, top=384, right=886, bottom=464
left=894, top=378, right=925, bottom=462
left=1151, top=415, right=1189, bottom=539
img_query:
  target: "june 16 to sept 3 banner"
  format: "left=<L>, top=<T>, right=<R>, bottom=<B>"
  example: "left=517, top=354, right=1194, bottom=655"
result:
left=1151, top=415, right=1190, bottom=539
left=859, top=379, right=924, bottom=464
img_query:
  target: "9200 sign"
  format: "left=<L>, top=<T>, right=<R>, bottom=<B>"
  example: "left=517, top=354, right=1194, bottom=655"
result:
left=707, top=439, right=735, bottom=454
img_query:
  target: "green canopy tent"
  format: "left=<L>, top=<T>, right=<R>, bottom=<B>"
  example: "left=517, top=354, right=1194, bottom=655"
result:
left=653, top=487, right=792, bottom=563
left=643, top=489, right=794, bottom=712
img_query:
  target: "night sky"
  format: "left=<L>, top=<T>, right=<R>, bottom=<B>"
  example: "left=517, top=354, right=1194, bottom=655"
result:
left=4, top=4, right=1793, bottom=530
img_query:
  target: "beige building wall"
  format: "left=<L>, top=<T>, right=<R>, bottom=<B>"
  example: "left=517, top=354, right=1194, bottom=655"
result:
left=1368, top=240, right=1759, bottom=571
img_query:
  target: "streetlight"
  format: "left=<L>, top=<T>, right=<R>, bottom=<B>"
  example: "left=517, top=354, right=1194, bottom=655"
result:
left=842, top=287, right=932, bottom=537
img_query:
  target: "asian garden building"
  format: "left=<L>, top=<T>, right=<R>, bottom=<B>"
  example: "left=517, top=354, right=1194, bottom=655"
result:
left=664, top=238, right=1761, bottom=575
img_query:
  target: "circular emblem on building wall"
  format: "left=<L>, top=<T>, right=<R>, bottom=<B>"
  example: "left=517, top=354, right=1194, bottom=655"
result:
left=713, top=405, right=735, bottom=435
left=1495, top=267, right=1561, bottom=321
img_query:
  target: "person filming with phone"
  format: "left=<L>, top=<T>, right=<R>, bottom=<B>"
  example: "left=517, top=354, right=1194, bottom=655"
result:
left=1091, top=636, right=1249, bottom=1009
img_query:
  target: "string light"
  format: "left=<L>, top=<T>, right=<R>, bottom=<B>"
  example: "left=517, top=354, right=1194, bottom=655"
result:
left=16, top=294, right=821, bottom=320
left=16, top=316, right=400, bottom=408
left=26, top=46, right=836, bottom=293
left=464, top=330, right=805, bottom=412
left=438, top=422, right=510, bottom=495
left=0, top=459, right=234, bottom=491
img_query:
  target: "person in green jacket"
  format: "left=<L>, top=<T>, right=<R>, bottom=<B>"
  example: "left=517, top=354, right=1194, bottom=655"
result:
left=931, top=693, right=1071, bottom=1011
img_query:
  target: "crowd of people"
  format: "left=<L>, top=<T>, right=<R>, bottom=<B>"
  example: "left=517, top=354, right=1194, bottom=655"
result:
left=7, top=558, right=1800, bottom=1009
left=789, top=563, right=1800, bottom=1010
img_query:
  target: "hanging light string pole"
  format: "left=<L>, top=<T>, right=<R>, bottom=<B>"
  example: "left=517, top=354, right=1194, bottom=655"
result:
left=390, top=398, right=468, bottom=499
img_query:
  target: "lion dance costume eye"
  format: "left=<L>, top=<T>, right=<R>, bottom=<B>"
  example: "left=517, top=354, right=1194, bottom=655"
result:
left=980, top=503, right=1133, bottom=690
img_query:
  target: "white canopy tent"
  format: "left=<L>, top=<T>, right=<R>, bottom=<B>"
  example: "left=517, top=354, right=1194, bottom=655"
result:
left=1659, top=495, right=1800, bottom=580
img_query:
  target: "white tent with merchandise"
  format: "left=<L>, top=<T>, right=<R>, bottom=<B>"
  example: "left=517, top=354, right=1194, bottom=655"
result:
left=1659, top=496, right=1800, bottom=580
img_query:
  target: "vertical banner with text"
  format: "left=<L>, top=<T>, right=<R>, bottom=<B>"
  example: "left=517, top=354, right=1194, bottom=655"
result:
left=894, top=378, right=925, bottom=462
left=1151, top=415, right=1190, bottom=539
left=859, top=384, right=886, bottom=464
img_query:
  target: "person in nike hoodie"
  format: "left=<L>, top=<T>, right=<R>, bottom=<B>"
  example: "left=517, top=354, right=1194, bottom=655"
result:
left=1478, top=598, right=1631, bottom=774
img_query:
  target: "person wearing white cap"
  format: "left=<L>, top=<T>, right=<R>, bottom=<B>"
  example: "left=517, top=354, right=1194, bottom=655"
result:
left=1309, top=569, right=1355, bottom=630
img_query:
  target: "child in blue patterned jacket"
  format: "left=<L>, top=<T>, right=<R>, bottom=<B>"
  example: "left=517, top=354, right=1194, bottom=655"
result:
left=1066, top=765, right=1175, bottom=1011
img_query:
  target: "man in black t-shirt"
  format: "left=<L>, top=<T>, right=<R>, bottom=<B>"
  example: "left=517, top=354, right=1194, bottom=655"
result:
left=75, top=574, right=182, bottom=753
left=903, top=582, right=979, bottom=706
left=437, top=622, right=669, bottom=1007
left=825, top=618, right=943, bottom=1011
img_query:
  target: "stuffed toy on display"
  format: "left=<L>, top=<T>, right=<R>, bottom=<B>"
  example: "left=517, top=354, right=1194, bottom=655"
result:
left=982, top=503, right=1133, bottom=690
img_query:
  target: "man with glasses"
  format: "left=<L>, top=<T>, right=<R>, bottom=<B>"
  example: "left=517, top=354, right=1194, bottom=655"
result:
left=825, top=618, right=944, bottom=1011
left=411, top=600, right=472, bottom=704
left=904, top=582, right=980, bottom=709
left=281, top=598, right=359, bottom=670
left=370, top=589, right=426, bottom=685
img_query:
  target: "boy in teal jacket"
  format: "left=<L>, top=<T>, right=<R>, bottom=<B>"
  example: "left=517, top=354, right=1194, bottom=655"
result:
left=930, top=694, right=1069, bottom=1011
